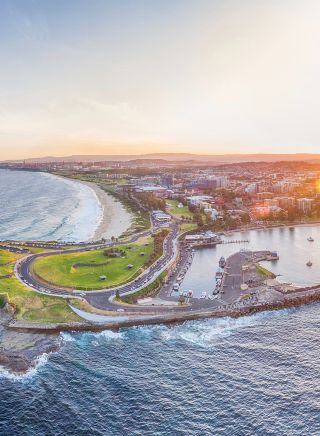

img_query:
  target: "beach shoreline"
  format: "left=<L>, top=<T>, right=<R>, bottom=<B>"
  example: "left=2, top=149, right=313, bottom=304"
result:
left=69, top=179, right=132, bottom=242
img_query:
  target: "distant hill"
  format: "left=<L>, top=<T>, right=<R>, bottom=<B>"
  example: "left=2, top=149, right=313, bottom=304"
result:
left=4, top=153, right=320, bottom=164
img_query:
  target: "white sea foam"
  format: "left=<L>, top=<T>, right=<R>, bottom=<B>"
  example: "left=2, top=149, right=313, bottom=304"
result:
left=148, top=310, right=291, bottom=348
left=54, top=176, right=103, bottom=242
left=60, top=332, right=76, bottom=343
left=0, top=169, right=103, bottom=243
left=0, top=352, right=50, bottom=382
left=94, top=330, right=124, bottom=341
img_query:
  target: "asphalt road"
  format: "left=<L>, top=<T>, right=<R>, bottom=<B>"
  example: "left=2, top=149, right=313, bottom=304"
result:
left=14, top=223, right=184, bottom=312
left=14, top=219, right=275, bottom=315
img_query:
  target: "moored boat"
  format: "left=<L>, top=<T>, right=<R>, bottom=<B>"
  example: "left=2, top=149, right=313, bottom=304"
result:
left=219, top=256, right=226, bottom=268
left=216, top=267, right=223, bottom=280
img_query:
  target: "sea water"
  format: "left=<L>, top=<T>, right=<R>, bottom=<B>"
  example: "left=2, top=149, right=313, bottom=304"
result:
left=1, top=304, right=320, bottom=435
left=0, top=169, right=102, bottom=242
left=2, top=170, right=320, bottom=434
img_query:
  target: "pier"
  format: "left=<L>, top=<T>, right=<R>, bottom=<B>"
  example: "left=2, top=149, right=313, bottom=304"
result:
left=221, top=239, right=249, bottom=244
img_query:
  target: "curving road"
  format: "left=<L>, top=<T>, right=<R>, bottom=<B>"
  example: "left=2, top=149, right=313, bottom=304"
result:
left=14, top=223, right=182, bottom=313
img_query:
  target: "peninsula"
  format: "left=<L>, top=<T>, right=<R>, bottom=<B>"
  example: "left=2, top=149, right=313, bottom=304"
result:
left=1, top=161, right=320, bottom=374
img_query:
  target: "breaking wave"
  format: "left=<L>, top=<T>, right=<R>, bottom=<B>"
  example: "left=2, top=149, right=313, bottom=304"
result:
left=120, top=309, right=289, bottom=350
left=0, top=352, right=50, bottom=382
left=0, top=169, right=102, bottom=242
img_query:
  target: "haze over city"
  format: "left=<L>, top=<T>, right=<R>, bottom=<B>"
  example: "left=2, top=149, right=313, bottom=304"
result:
left=2, top=0, right=320, bottom=159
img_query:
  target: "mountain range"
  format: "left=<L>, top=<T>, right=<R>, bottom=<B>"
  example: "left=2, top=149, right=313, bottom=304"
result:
left=5, top=153, right=320, bottom=164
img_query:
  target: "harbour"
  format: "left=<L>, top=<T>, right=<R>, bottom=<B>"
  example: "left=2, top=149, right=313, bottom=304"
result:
left=179, top=225, right=320, bottom=294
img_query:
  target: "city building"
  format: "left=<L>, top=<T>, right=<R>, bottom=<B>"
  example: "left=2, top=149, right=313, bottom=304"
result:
left=151, top=210, right=171, bottom=223
left=297, top=198, right=313, bottom=213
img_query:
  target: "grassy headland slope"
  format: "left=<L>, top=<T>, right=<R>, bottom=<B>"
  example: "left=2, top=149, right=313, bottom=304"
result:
left=0, top=250, right=80, bottom=323
left=32, top=236, right=155, bottom=290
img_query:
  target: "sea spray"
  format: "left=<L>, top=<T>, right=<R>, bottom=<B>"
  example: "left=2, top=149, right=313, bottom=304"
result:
left=2, top=304, right=319, bottom=435
left=124, top=308, right=292, bottom=348
left=0, top=352, right=51, bottom=382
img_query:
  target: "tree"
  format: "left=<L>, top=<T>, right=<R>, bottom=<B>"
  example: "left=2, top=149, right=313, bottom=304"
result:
left=241, top=213, right=251, bottom=224
left=178, top=295, right=185, bottom=305
left=278, top=210, right=287, bottom=222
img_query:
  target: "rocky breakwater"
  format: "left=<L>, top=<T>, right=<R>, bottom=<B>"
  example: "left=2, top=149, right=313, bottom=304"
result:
left=0, top=308, right=60, bottom=375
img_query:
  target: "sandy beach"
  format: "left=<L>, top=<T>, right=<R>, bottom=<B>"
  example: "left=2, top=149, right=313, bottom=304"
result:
left=75, top=180, right=132, bottom=242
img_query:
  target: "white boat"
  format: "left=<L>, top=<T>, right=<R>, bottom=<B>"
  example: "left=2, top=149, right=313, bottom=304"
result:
left=307, top=237, right=314, bottom=242
left=216, top=267, right=223, bottom=280
left=219, top=256, right=226, bottom=268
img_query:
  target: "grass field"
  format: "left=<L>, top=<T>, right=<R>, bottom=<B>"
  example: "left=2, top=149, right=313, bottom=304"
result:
left=0, top=250, right=80, bottom=323
left=179, top=223, right=198, bottom=233
left=166, top=200, right=194, bottom=219
left=32, top=236, right=155, bottom=290
left=256, top=263, right=275, bottom=278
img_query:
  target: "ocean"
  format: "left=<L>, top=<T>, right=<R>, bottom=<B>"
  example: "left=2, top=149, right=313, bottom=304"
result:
left=0, top=169, right=102, bottom=242
left=1, top=169, right=320, bottom=434
left=1, top=305, right=320, bottom=435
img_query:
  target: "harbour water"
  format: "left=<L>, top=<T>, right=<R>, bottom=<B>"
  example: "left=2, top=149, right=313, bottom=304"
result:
left=2, top=172, right=320, bottom=434
left=181, top=225, right=320, bottom=296
left=0, top=169, right=103, bottom=242
left=1, top=304, right=320, bottom=435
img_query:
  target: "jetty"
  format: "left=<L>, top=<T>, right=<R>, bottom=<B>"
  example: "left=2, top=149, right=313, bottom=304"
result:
left=221, top=239, right=249, bottom=244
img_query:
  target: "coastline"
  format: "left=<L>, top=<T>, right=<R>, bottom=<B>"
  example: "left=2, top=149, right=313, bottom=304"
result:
left=70, top=179, right=132, bottom=242
left=3, top=172, right=320, bottom=375
left=223, top=220, right=320, bottom=236
left=2, top=281, right=320, bottom=376
left=6, top=287, right=320, bottom=334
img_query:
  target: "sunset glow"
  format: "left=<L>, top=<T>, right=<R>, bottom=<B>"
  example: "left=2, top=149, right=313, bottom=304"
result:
left=2, top=0, right=320, bottom=159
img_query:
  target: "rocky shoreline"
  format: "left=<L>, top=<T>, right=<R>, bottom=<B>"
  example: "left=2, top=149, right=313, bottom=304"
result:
left=0, top=310, right=61, bottom=375
left=2, top=288, right=320, bottom=375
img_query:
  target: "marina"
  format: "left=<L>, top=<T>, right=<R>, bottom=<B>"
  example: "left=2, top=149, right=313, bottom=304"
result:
left=179, top=225, right=320, bottom=296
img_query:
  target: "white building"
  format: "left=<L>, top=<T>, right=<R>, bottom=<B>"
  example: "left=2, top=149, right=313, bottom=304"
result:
left=245, top=183, right=258, bottom=194
left=185, top=231, right=221, bottom=244
left=186, top=195, right=212, bottom=208
left=204, top=208, right=218, bottom=221
left=151, top=210, right=171, bottom=222
left=297, top=198, right=313, bottom=213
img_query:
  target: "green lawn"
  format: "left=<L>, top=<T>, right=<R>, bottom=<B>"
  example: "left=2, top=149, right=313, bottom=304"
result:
left=0, top=250, right=80, bottom=323
left=166, top=200, right=194, bottom=219
left=0, top=250, right=15, bottom=276
left=255, top=264, right=275, bottom=278
left=32, top=236, right=155, bottom=290
left=179, top=223, right=198, bottom=233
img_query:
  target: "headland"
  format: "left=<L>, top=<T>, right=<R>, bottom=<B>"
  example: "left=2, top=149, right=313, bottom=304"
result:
left=1, top=170, right=320, bottom=375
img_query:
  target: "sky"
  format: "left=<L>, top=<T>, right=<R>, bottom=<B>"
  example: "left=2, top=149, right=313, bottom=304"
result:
left=1, top=0, right=320, bottom=159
